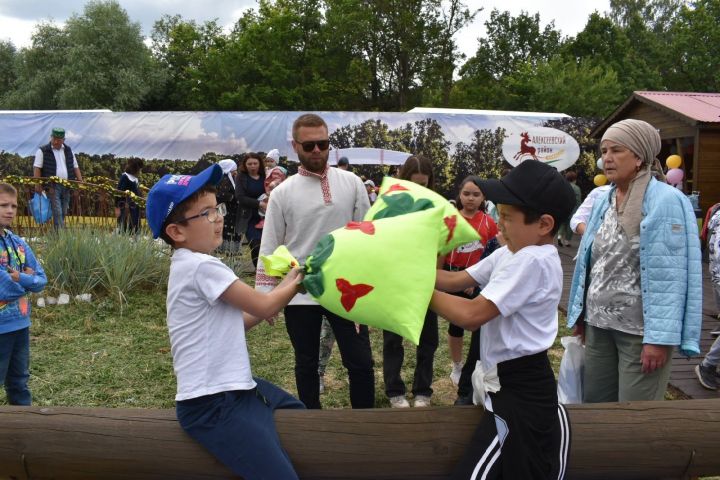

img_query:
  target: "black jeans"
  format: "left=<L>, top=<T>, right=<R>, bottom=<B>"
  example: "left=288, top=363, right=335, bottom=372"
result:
left=457, top=329, right=480, bottom=398
left=383, top=310, right=438, bottom=398
left=284, top=305, right=374, bottom=409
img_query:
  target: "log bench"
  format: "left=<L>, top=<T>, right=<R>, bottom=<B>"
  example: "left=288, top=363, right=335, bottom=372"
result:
left=1, top=399, right=719, bottom=479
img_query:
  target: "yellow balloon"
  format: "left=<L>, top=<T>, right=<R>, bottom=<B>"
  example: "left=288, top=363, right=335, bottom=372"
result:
left=594, top=174, right=608, bottom=187
left=666, top=155, right=682, bottom=169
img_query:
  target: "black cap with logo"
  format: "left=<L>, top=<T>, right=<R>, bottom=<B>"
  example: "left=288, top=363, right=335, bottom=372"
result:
left=478, top=160, right=577, bottom=224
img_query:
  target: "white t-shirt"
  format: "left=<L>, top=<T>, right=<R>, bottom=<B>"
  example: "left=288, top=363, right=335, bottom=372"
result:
left=466, top=244, right=561, bottom=371
left=570, top=185, right=611, bottom=233
left=256, top=166, right=369, bottom=305
left=167, top=248, right=256, bottom=401
left=33, top=145, right=80, bottom=180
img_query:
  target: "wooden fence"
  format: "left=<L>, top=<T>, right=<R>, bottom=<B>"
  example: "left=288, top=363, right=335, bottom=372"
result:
left=0, top=399, right=719, bottom=479
left=0, top=176, right=147, bottom=236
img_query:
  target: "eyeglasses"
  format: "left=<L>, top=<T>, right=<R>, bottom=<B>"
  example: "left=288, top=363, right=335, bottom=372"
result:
left=297, top=140, right=330, bottom=152
left=178, top=203, right=227, bottom=224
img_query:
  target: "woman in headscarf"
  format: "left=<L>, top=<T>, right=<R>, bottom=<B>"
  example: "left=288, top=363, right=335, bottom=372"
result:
left=216, top=159, right=241, bottom=252
left=567, top=119, right=702, bottom=402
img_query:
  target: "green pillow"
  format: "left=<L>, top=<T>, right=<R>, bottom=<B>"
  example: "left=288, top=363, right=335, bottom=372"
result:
left=304, top=207, right=442, bottom=344
left=365, top=177, right=480, bottom=255
left=261, top=208, right=443, bottom=344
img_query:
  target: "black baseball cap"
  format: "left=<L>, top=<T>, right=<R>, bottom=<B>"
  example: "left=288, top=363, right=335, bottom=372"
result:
left=478, top=160, right=576, bottom=224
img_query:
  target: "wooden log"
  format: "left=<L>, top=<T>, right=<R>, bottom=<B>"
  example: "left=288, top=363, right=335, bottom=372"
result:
left=0, top=399, right=719, bottom=479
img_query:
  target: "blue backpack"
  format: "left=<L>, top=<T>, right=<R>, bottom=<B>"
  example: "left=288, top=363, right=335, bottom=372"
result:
left=30, top=192, right=52, bottom=224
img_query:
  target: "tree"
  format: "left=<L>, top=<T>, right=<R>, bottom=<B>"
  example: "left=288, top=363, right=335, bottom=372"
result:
left=2, top=23, right=69, bottom=109
left=324, top=0, right=474, bottom=111
left=420, top=0, right=477, bottom=106
left=563, top=12, right=663, bottom=94
left=451, top=9, right=563, bottom=109
left=665, top=0, right=720, bottom=92
left=150, top=15, right=225, bottom=110
left=502, top=56, right=624, bottom=117
left=2, top=1, right=161, bottom=110
left=0, top=41, right=17, bottom=102
left=58, top=0, right=162, bottom=109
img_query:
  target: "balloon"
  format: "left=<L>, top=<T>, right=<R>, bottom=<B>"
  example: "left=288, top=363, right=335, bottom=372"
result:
left=666, top=155, right=682, bottom=169
left=596, top=158, right=604, bottom=170
left=666, top=168, right=684, bottom=185
left=594, top=174, right=608, bottom=187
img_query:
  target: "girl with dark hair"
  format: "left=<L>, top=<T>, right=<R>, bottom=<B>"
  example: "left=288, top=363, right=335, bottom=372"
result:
left=398, top=155, right=434, bottom=190
left=116, top=158, right=144, bottom=233
left=383, top=154, right=438, bottom=408
left=444, top=176, right=499, bottom=405
left=235, top=153, right=267, bottom=267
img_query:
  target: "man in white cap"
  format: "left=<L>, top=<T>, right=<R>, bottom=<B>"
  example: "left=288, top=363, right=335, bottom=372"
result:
left=33, top=127, right=83, bottom=229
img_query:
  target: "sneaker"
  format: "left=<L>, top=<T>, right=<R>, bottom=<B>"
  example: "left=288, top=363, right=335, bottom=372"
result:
left=413, top=395, right=431, bottom=407
left=695, top=364, right=718, bottom=390
left=319, top=376, right=325, bottom=394
left=453, top=394, right=474, bottom=406
left=389, top=395, right=410, bottom=408
left=711, top=330, right=720, bottom=337
left=450, top=361, right=463, bottom=386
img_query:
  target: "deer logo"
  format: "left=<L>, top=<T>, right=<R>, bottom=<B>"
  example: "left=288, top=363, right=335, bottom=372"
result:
left=514, top=132, right=539, bottom=161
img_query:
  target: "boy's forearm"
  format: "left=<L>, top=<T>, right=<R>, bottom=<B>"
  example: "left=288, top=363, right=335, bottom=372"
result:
left=435, top=269, right=475, bottom=292
left=243, top=313, right=265, bottom=330
left=430, top=290, right=499, bottom=331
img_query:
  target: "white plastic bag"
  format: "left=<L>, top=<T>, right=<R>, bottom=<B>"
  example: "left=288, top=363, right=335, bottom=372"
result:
left=557, top=336, right=584, bottom=404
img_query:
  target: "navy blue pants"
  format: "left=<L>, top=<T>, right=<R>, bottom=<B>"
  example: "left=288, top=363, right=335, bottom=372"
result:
left=0, top=327, right=31, bottom=405
left=176, top=378, right=305, bottom=480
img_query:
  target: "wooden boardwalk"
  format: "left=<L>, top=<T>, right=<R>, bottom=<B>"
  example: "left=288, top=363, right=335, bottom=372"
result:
left=557, top=238, right=718, bottom=400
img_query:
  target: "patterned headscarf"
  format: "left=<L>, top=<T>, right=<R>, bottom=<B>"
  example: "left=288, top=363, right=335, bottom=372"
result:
left=601, top=119, right=663, bottom=238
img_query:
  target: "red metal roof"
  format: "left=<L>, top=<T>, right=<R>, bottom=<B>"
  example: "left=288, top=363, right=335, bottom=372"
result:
left=636, top=91, right=720, bottom=123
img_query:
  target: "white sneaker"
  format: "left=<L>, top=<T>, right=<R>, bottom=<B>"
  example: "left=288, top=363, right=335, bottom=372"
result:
left=389, top=395, right=410, bottom=408
left=450, top=361, right=462, bottom=386
left=413, top=395, right=431, bottom=407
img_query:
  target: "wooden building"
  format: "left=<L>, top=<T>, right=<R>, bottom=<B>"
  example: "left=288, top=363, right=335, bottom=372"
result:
left=591, top=91, right=720, bottom=213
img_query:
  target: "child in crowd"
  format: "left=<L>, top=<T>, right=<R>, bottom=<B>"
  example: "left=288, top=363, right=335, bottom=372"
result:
left=145, top=165, right=305, bottom=479
left=696, top=207, right=720, bottom=390
left=255, top=165, right=287, bottom=229
left=0, top=182, right=47, bottom=405
left=443, top=176, right=498, bottom=405
left=115, top=158, right=144, bottom=234
left=383, top=154, right=438, bottom=408
left=431, top=161, right=574, bottom=479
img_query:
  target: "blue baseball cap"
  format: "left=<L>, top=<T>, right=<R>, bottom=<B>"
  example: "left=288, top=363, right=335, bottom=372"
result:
left=146, top=164, right=223, bottom=239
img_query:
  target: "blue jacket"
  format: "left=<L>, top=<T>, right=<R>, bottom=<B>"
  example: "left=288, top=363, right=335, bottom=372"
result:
left=567, top=179, right=702, bottom=356
left=0, top=230, right=47, bottom=334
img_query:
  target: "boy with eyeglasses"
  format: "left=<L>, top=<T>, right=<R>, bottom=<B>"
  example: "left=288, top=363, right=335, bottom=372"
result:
left=146, top=165, right=305, bottom=479
left=256, top=113, right=375, bottom=409
left=0, top=182, right=47, bottom=406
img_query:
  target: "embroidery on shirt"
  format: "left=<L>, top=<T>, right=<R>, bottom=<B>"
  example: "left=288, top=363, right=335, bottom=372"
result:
left=299, top=166, right=332, bottom=205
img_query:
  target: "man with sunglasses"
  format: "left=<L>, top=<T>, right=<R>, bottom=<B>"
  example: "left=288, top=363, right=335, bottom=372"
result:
left=256, top=113, right=375, bottom=409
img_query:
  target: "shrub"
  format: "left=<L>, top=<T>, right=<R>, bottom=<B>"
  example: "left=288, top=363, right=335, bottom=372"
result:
left=39, top=229, right=169, bottom=305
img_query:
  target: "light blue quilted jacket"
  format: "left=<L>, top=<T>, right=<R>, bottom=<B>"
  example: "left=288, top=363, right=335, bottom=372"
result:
left=567, top=178, right=702, bottom=356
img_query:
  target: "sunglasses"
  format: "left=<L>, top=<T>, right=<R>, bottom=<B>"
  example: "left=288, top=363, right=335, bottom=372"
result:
left=297, top=140, right=330, bottom=152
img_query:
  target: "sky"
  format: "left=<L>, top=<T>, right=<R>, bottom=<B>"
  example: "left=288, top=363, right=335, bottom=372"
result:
left=0, top=0, right=610, bottom=60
